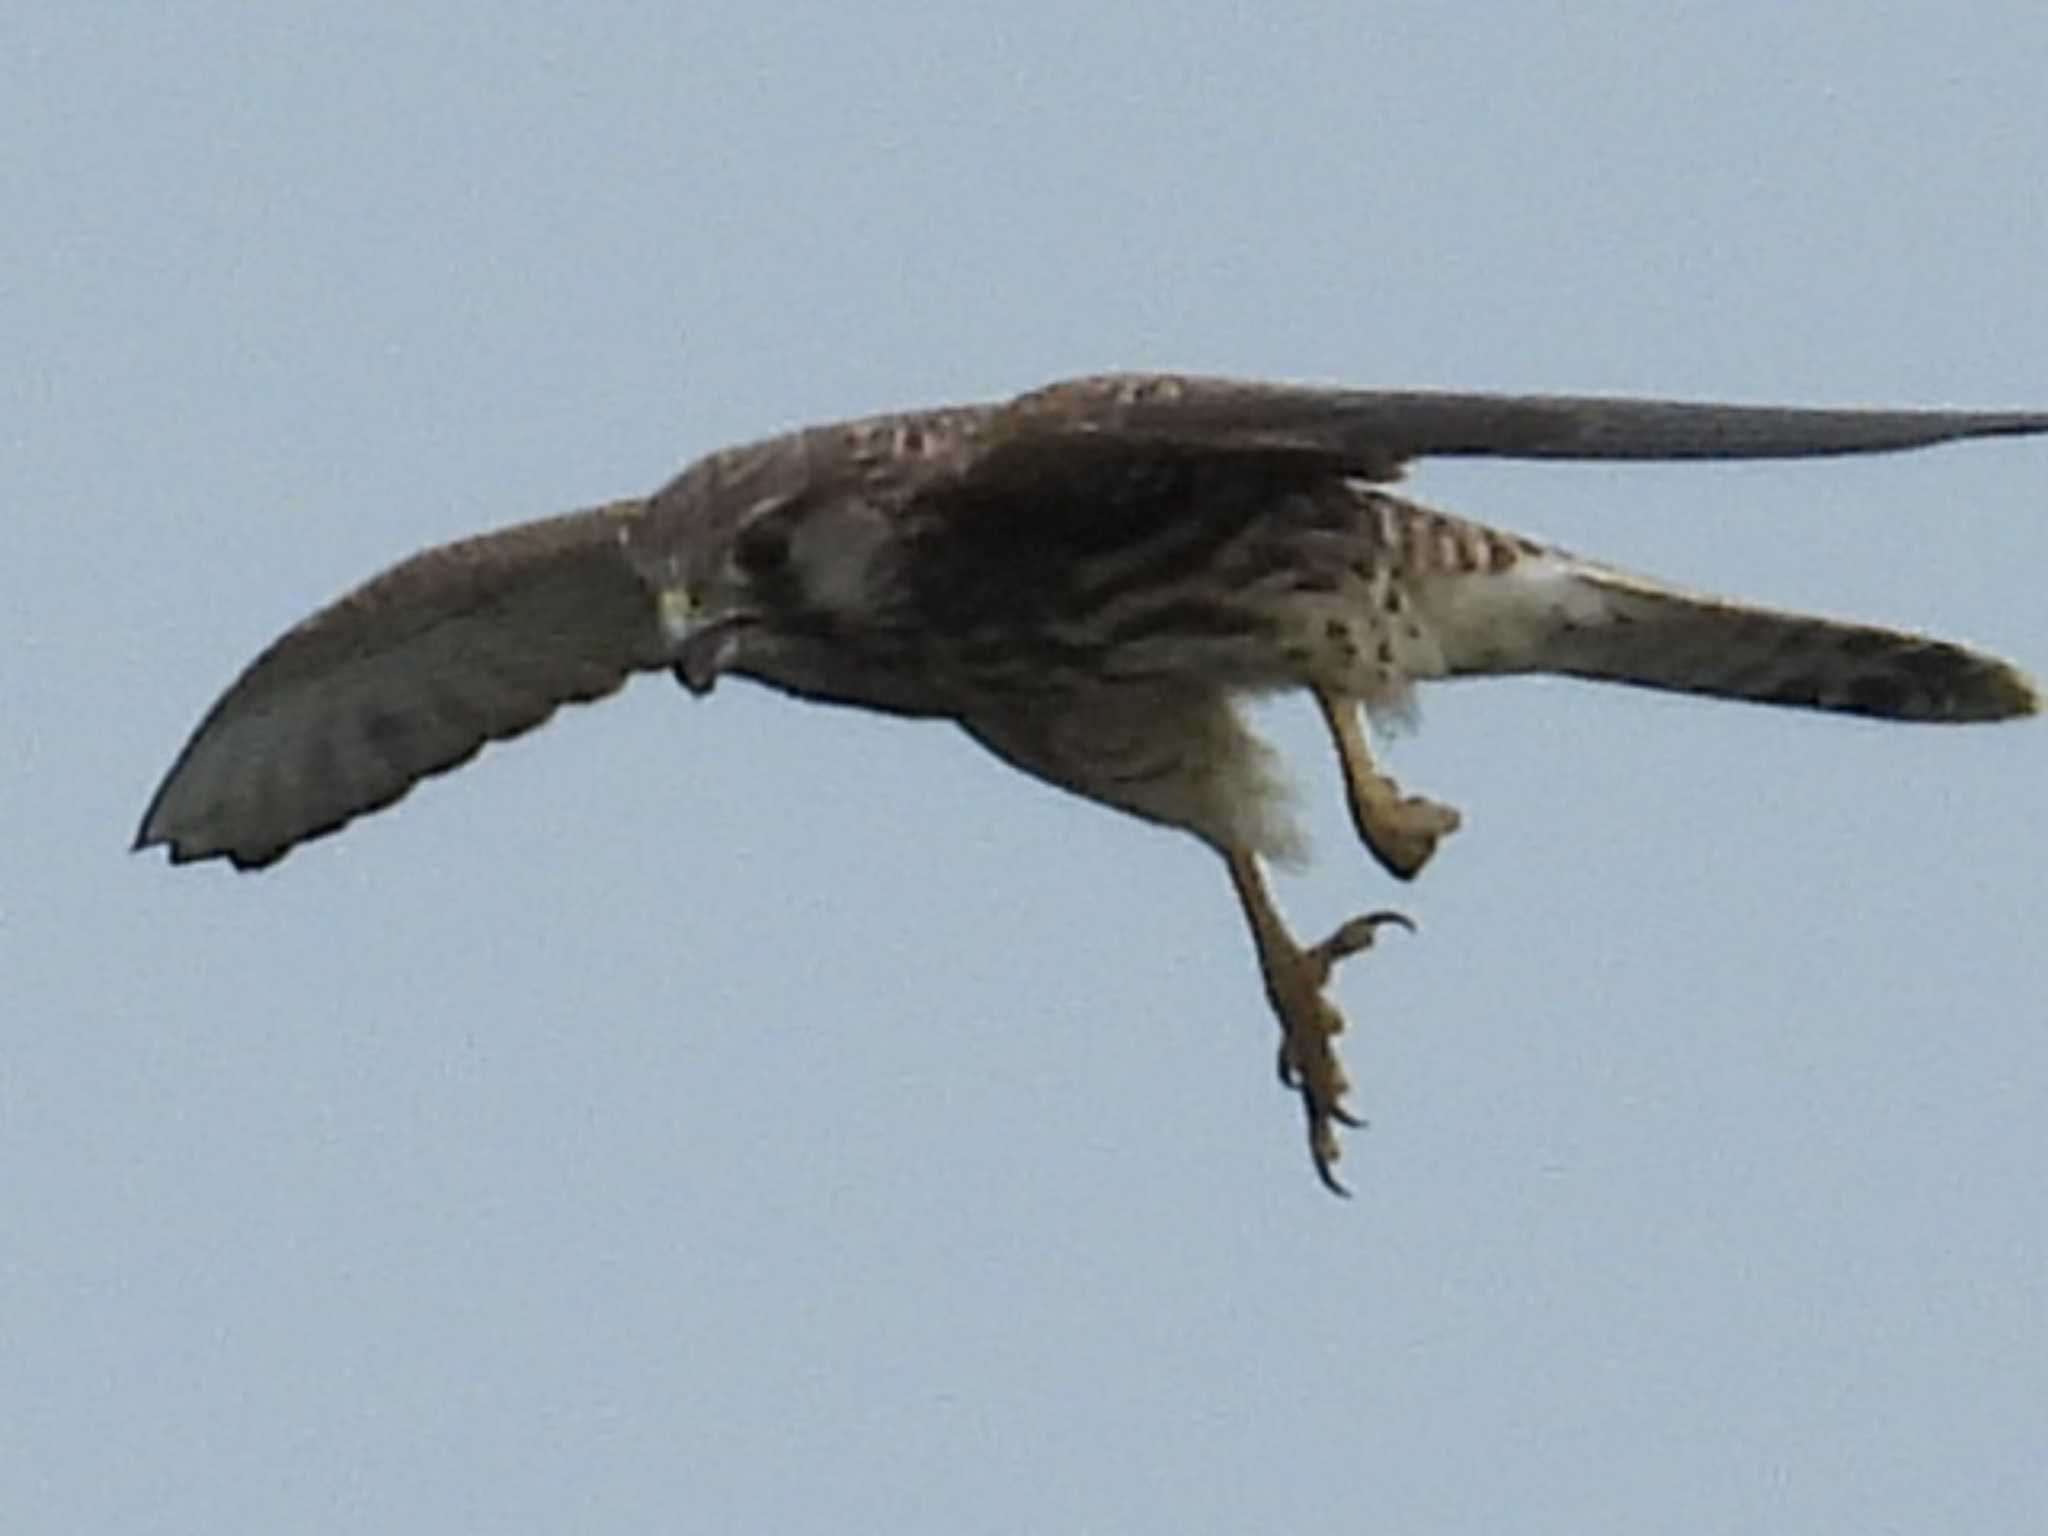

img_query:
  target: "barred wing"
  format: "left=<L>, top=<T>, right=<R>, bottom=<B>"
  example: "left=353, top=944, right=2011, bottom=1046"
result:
left=135, top=499, right=664, bottom=869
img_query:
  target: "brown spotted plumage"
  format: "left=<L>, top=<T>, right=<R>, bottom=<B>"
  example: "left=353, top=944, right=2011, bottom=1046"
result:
left=135, top=373, right=2045, bottom=1189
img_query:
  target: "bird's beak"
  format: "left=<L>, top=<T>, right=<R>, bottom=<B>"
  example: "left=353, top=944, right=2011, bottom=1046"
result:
left=659, top=588, right=754, bottom=696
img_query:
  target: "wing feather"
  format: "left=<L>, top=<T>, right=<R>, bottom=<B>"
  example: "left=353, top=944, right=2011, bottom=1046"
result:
left=1009, top=374, right=2048, bottom=475
left=135, top=498, right=663, bottom=868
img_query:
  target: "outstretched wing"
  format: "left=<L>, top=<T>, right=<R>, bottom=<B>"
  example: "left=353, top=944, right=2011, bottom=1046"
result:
left=902, top=376, right=2048, bottom=631
left=135, top=498, right=664, bottom=869
left=1007, top=374, right=2048, bottom=476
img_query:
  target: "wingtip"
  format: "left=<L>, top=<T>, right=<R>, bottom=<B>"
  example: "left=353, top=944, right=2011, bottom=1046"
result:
left=2004, top=668, right=2044, bottom=719
left=132, top=756, right=188, bottom=860
left=1979, top=412, right=2048, bottom=441
left=1966, top=654, right=2043, bottom=721
left=129, top=796, right=253, bottom=868
left=129, top=822, right=191, bottom=864
left=130, top=807, right=167, bottom=858
left=130, top=826, right=292, bottom=871
left=131, top=801, right=204, bottom=864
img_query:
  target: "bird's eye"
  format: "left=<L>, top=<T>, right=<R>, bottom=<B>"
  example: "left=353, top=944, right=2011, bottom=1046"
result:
left=733, top=517, right=792, bottom=577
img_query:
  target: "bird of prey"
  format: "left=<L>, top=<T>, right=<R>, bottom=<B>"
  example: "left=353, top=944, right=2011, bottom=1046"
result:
left=135, top=374, right=2045, bottom=1191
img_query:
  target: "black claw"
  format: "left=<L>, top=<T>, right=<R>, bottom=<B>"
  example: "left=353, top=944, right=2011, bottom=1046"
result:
left=1311, top=1146, right=1352, bottom=1198
left=1299, top=1091, right=1361, bottom=1195
left=1275, top=1044, right=1298, bottom=1088
left=1311, top=909, right=1417, bottom=973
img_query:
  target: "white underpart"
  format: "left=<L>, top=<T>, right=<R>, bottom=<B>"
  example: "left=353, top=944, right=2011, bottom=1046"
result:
left=1227, top=697, right=1314, bottom=866
left=1410, top=547, right=1637, bottom=676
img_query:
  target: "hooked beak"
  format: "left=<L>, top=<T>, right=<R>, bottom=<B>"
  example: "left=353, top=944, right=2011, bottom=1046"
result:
left=659, top=589, right=757, bottom=697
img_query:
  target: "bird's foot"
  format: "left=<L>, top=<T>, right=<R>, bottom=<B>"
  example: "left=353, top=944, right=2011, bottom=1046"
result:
left=1263, top=909, right=1415, bottom=1194
left=1313, top=689, right=1460, bottom=880
left=1350, top=782, right=1461, bottom=882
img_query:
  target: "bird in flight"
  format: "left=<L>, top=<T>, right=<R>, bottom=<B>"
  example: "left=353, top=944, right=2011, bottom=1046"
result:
left=135, top=374, right=2044, bottom=1191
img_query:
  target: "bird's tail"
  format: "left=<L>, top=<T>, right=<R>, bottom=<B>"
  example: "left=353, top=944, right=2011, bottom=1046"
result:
left=1421, top=550, right=2038, bottom=723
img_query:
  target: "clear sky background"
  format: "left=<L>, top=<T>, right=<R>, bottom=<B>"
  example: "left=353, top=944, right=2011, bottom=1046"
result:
left=7, top=4, right=2045, bottom=1531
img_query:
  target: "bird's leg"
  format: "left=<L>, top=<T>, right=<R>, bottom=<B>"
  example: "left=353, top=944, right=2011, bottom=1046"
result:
left=1313, top=688, right=1461, bottom=881
left=1224, top=848, right=1413, bottom=1194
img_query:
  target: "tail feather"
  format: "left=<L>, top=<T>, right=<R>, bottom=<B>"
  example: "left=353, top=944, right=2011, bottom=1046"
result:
left=1424, top=554, right=2039, bottom=723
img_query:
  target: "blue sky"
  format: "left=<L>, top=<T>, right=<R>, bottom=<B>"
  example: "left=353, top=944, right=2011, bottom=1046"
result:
left=8, top=4, right=2045, bottom=1530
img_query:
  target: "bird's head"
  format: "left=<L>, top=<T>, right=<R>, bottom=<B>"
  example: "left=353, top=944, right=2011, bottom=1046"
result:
left=623, top=435, right=910, bottom=701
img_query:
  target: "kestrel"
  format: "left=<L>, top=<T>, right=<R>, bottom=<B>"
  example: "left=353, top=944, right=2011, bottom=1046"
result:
left=135, top=375, right=2045, bottom=1190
